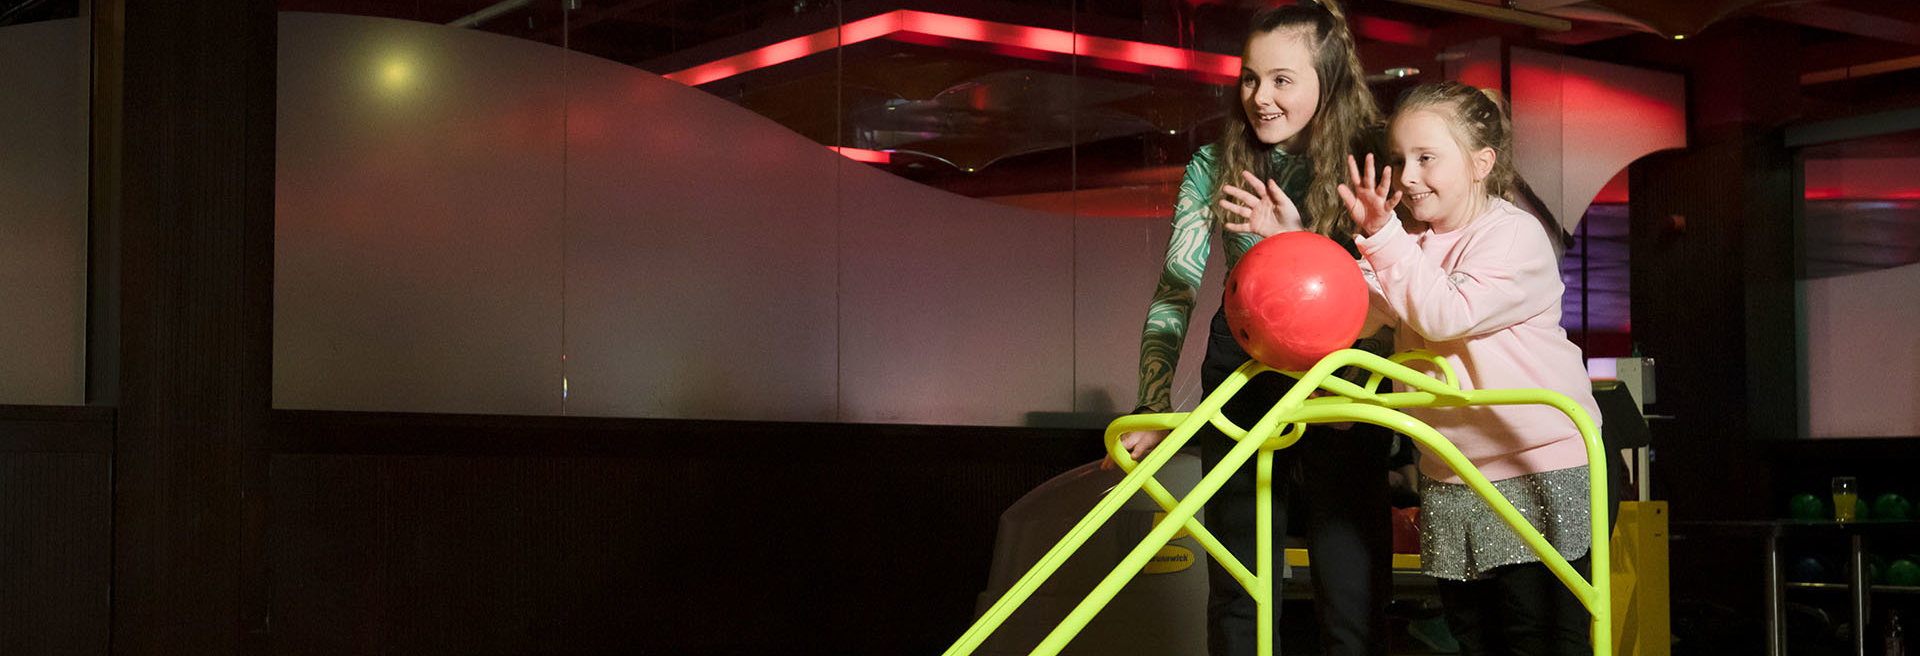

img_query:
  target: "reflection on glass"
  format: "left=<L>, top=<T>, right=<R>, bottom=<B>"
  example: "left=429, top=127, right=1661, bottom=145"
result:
left=0, top=0, right=78, bottom=25
left=284, top=0, right=568, bottom=46
left=1562, top=202, right=1631, bottom=357
left=1800, top=130, right=1920, bottom=439
left=1803, top=131, right=1920, bottom=279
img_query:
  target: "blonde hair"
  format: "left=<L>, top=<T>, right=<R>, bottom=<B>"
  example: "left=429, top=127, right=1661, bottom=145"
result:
left=1393, top=81, right=1568, bottom=251
left=1393, top=81, right=1518, bottom=202
left=1210, top=0, right=1381, bottom=239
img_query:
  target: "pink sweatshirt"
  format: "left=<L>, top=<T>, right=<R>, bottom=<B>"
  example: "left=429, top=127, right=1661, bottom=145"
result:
left=1355, top=198, right=1601, bottom=484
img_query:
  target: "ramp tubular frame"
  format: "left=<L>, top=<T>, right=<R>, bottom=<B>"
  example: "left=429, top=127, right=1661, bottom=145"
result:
left=943, top=348, right=1611, bottom=656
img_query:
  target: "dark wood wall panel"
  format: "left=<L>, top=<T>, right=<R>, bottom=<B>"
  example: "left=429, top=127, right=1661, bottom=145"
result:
left=0, top=408, right=112, bottom=655
left=112, top=0, right=276, bottom=652
left=268, top=413, right=1103, bottom=655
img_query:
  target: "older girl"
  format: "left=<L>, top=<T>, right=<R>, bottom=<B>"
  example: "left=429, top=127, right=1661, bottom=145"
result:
left=1116, top=2, right=1394, bottom=654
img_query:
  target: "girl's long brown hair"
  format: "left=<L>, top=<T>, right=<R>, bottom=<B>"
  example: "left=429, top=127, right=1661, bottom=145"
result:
left=1210, top=0, right=1381, bottom=239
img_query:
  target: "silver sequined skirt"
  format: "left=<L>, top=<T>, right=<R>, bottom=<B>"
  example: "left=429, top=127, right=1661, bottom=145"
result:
left=1419, top=466, right=1593, bottom=581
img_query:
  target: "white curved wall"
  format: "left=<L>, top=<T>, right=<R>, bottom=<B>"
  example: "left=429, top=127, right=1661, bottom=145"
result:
left=275, top=13, right=1182, bottom=425
left=1511, top=48, right=1685, bottom=230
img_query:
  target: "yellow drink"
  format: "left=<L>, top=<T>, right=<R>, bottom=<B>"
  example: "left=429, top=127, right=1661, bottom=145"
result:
left=1834, top=492, right=1859, bottom=522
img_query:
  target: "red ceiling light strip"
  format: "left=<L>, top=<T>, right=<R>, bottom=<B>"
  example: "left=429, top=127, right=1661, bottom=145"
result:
left=665, top=10, right=1241, bottom=87
left=665, top=13, right=894, bottom=86
left=828, top=146, right=892, bottom=163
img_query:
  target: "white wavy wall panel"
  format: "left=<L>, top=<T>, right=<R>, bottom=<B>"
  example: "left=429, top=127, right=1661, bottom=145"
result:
left=276, top=15, right=569, bottom=415
left=836, top=162, right=1074, bottom=425
left=276, top=13, right=1165, bottom=425
left=1805, top=262, right=1920, bottom=438
left=558, top=50, right=840, bottom=421
left=0, top=19, right=87, bottom=406
left=1511, top=49, right=1684, bottom=230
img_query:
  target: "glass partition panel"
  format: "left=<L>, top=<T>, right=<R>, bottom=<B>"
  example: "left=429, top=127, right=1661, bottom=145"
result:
left=1800, top=130, right=1920, bottom=438
left=556, top=49, right=841, bottom=421
left=275, top=1, right=1489, bottom=425
left=0, top=15, right=89, bottom=406
left=275, top=12, right=567, bottom=414
left=1066, top=0, right=1237, bottom=419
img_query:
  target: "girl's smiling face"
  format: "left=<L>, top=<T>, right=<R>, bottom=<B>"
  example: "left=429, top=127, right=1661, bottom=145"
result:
left=1238, top=29, right=1321, bottom=150
left=1389, top=109, right=1495, bottom=231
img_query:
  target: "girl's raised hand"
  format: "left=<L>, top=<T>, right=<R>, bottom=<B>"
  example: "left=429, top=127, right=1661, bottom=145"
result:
left=1220, top=170, right=1303, bottom=238
left=1337, top=153, right=1401, bottom=237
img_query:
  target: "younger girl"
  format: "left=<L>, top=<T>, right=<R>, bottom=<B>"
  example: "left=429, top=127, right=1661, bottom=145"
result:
left=1337, top=81, right=1610, bottom=655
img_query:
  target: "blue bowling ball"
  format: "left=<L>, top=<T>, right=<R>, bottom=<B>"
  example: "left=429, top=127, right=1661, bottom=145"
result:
left=1789, top=556, right=1827, bottom=583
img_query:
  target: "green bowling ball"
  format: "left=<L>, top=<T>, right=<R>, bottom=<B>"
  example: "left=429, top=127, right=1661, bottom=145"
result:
left=1887, top=559, right=1920, bottom=587
left=1788, top=493, right=1826, bottom=520
left=1872, top=493, right=1912, bottom=521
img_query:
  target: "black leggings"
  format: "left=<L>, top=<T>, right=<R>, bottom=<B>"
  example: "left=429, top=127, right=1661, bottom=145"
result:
left=1436, top=557, right=1595, bottom=656
left=1435, top=455, right=1628, bottom=656
left=1196, top=309, right=1391, bottom=656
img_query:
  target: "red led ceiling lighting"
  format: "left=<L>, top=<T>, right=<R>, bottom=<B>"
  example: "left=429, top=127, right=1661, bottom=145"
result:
left=665, top=10, right=1241, bottom=87
left=827, top=146, right=892, bottom=164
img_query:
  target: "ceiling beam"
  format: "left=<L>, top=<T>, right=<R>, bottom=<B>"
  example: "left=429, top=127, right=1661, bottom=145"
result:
left=1798, top=37, right=1920, bottom=73
left=1756, top=4, right=1920, bottom=47
left=1382, top=0, right=1573, bottom=31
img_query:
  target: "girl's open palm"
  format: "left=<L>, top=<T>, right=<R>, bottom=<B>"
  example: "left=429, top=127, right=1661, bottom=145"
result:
left=1337, top=153, right=1400, bottom=237
left=1220, top=170, right=1303, bottom=238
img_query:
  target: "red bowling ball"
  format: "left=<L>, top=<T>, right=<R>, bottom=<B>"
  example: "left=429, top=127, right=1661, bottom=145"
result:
left=1222, top=232, right=1369, bottom=371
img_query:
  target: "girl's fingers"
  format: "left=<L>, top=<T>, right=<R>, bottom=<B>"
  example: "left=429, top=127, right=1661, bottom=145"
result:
left=1337, top=183, right=1363, bottom=214
left=1364, top=153, right=1377, bottom=191
left=1222, top=183, right=1260, bottom=205
left=1241, top=171, right=1271, bottom=202
left=1267, top=179, right=1297, bottom=211
left=1346, top=154, right=1363, bottom=187
left=1380, top=165, right=1395, bottom=195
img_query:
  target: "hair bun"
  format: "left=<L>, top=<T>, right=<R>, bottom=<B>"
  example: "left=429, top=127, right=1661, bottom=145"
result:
left=1475, top=86, right=1510, bottom=116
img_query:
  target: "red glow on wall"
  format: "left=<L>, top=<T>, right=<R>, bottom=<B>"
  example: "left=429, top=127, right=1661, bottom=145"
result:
left=1806, top=187, right=1920, bottom=200
left=1352, top=16, right=1428, bottom=46
left=1806, top=158, right=1920, bottom=201
left=830, top=146, right=892, bottom=164
left=1455, top=61, right=1502, bottom=91
left=1592, top=167, right=1629, bottom=204
left=1557, top=73, right=1685, bottom=139
left=664, top=10, right=1240, bottom=87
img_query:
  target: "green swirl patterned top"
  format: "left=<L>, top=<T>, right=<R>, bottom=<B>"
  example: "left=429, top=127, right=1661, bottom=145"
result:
left=1135, top=143, right=1311, bottom=413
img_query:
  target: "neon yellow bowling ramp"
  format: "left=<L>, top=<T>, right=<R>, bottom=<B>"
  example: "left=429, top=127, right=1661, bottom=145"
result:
left=943, top=348, right=1612, bottom=656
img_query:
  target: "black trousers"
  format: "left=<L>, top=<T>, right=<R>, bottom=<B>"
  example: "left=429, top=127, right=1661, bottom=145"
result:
left=1197, top=310, right=1391, bottom=656
left=1433, top=452, right=1628, bottom=656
